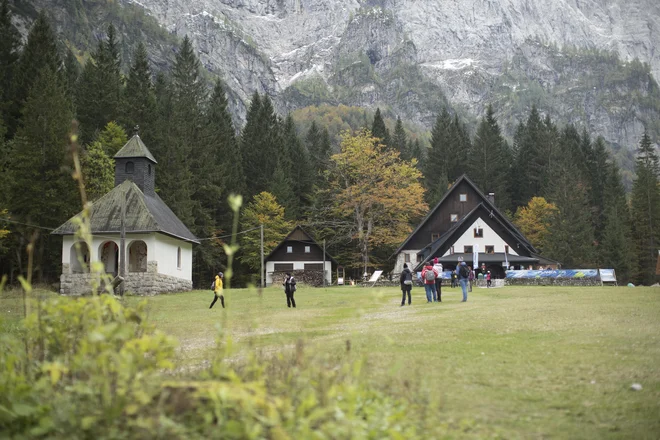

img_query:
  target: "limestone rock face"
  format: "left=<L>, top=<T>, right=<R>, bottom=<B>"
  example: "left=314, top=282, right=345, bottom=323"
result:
left=22, top=0, right=660, bottom=147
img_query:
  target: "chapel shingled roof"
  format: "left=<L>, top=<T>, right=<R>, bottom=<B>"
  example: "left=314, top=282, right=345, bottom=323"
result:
left=114, top=135, right=157, bottom=163
left=51, top=180, right=198, bottom=243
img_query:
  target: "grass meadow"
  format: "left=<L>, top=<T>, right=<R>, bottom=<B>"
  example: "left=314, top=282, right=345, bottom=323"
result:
left=2, top=283, right=659, bottom=438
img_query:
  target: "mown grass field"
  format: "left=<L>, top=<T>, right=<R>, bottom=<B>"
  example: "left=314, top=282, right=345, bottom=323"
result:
left=2, top=284, right=659, bottom=438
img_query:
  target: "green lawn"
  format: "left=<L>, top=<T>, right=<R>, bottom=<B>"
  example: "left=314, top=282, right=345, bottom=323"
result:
left=2, top=284, right=659, bottom=438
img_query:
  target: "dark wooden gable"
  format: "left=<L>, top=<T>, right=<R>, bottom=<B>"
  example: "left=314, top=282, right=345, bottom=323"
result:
left=397, top=174, right=535, bottom=253
left=266, top=226, right=337, bottom=263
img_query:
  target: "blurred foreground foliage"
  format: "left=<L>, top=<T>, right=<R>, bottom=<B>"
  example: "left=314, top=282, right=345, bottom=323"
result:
left=0, top=293, right=458, bottom=439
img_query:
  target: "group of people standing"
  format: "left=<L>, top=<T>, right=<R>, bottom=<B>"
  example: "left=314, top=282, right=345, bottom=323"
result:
left=400, top=258, right=477, bottom=306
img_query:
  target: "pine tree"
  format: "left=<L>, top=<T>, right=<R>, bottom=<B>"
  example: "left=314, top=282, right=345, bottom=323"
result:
left=511, top=106, right=550, bottom=207
left=543, top=125, right=595, bottom=267
left=0, top=0, right=20, bottom=133
left=588, top=136, right=609, bottom=243
left=241, top=92, right=279, bottom=198
left=630, top=130, right=660, bottom=285
left=77, top=24, right=124, bottom=142
left=63, top=49, right=80, bottom=109
left=392, top=116, right=408, bottom=159
left=205, top=79, right=245, bottom=220
left=9, top=66, right=77, bottom=281
left=165, top=35, right=206, bottom=229
left=8, top=11, right=60, bottom=138
left=469, top=105, right=512, bottom=212
left=371, top=107, right=391, bottom=147
left=600, top=162, right=635, bottom=282
left=279, top=114, right=312, bottom=218
left=122, top=42, right=157, bottom=145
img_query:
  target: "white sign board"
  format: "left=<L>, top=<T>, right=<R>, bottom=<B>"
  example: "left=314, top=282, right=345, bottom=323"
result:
left=599, top=269, right=617, bottom=283
left=368, top=270, right=383, bottom=283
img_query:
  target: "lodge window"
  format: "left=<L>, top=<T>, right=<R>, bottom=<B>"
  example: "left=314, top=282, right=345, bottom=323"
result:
left=485, top=245, right=495, bottom=254
left=459, top=193, right=467, bottom=202
left=177, top=247, right=182, bottom=269
left=474, top=228, right=483, bottom=238
left=431, top=233, right=440, bottom=241
left=286, top=246, right=293, bottom=253
left=404, top=253, right=410, bottom=263
left=148, top=164, right=152, bottom=175
left=304, top=246, right=311, bottom=253
left=304, top=263, right=323, bottom=271
left=450, top=214, right=458, bottom=222
left=464, top=245, right=473, bottom=254
left=505, top=245, right=509, bottom=254
left=125, top=161, right=134, bottom=174
left=274, top=263, right=293, bottom=271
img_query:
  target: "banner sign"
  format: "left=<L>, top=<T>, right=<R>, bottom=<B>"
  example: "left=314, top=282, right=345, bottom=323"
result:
left=599, top=269, right=616, bottom=282
left=505, top=269, right=599, bottom=279
left=417, top=271, right=453, bottom=281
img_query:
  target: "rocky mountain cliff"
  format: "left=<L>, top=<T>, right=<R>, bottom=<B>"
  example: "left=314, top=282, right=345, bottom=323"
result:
left=14, top=0, right=660, bottom=154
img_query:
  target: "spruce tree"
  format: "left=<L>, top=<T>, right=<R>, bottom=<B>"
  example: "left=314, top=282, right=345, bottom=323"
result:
left=279, top=114, right=312, bottom=218
left=9, top=67, right=77, bottom=281
left=589, top=136, right=609, bottom=243
left=392, top=116, right=408, bottom=160
left=76, top=24, right=124, bottom=142
left=122, top=42, right=157, bottom=145
left=63, top=49, right=80, bottom=109
left=371, top=107, right=391, bottom=147
left=600, top=162, right=635, bottom=282
left=543, top=125, right=595, bottom=267
left=469, top=105, right=511, bottom=211
left=424, top=109, right=452, bottom=205
left=0, top=0, right=20, bottom=133
left=166, top=35, right=206, bottom=229
left=511, top=106, right=548, bottom=207
left=241, top=93, right=279, bottom=198
left=630, top=130, right=660, bottom=285
left=8, top=11, right=60, bottom=138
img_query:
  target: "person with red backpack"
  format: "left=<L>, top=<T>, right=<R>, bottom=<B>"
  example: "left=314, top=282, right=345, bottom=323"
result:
left=421, top=261, right=439, bottom=303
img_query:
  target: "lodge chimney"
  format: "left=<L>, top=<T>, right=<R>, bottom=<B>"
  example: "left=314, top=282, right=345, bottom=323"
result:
left=487, top=192, right=495, bottom=205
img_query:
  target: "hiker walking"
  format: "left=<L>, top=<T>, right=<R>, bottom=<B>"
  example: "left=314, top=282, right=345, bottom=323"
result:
left=283, top=272, right=297, bottom=308
left=400, top=263, right=413, bottom=306
left=486, top=271, right=492, bottom=288
left=433, top=257, right=443, bottom=302
left=209, top=271, right=225, bottom=309
left=421, top=261, right=439, bottom=303
left=468, top=266, right=475, bottom=292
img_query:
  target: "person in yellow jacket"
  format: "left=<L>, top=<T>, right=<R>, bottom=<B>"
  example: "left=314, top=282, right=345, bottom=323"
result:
left=209, top=272, right=225, bottom=309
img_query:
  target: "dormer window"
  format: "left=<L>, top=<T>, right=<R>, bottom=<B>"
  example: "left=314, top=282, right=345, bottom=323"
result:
left=125, top=161, right=134, bottom=174
left=286, top=246, right=293, bottom=253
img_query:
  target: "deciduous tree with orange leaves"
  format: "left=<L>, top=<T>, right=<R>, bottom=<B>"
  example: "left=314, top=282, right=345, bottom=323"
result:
left=513, top=196, right=558, bottom=253
left=325, top=130, right=427, bottom=273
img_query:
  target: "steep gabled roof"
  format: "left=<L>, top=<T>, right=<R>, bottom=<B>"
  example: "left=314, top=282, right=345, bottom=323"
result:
left=395, top=174, right=535, bottom=255
left=412, top=202, right=537, bottom=271
left=265, top=225, right=338, bottom=264
left=52, top=180, right=198, bottom=243
left=114, top=135, right=157, bottom=163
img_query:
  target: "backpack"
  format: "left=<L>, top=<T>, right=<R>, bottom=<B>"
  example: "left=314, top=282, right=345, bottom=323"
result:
left=424, top=269, right=436, bottom=282
left=459, top=265, right=469, bottom=279
left=403, top=270, right=413, bottom=285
